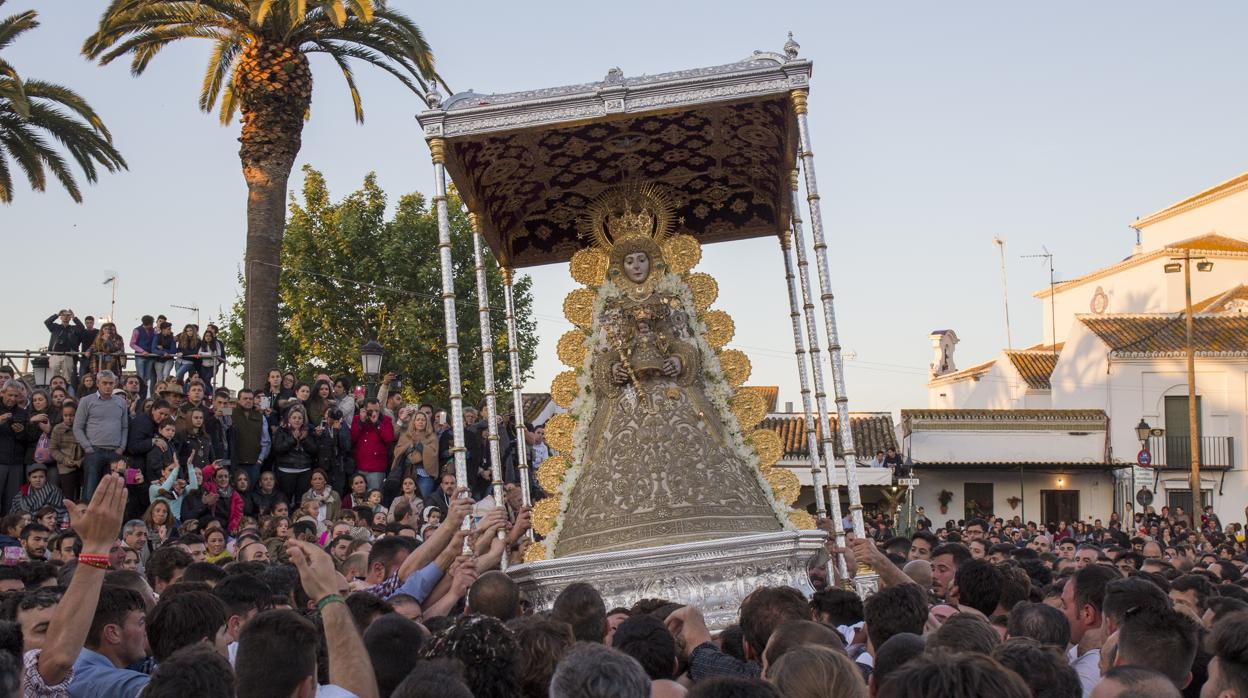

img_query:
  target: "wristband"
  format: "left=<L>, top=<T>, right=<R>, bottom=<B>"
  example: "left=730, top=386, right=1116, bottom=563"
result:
left=78, top=553, right=111, bottom=570
left=315, top=594, right=345, bottom=613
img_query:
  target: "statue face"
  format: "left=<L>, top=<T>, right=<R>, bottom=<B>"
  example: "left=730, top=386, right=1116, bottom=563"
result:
left=622, top=252, right=650, bottom=284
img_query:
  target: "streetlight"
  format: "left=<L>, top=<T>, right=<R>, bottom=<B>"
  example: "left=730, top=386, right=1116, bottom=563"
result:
left=1164, top=250, right=1213, bottom=512
left=360, top=338, right=384, bottom=399
left=31, top=356, right=50, bottom=388
left=1135, top=419, right=1152, bottom=446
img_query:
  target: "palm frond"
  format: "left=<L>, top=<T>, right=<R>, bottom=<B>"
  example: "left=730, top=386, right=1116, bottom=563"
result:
left=21, top=79, right=117, bottom=141
left=322, top=45, right=362, bottom=121
left=199, top=35, right=246, bottom=112
left=0, top=144, right=12, bottom=203
left=0, top=8, right=37, bottom=53
left=217, top=79, right=238, bottom=125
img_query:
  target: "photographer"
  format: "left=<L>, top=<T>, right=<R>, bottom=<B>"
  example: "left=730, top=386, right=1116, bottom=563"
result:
left=313, top=404, right=353, bottom=494
left=350, top=398, right=394, bottom=493
left=0, top=381, right=34, bottom=513
left=43, top=309, right=84, bottom=382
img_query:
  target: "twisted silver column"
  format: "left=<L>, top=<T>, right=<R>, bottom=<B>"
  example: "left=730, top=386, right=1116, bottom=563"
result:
left=470, top=213, right=508, bottom=569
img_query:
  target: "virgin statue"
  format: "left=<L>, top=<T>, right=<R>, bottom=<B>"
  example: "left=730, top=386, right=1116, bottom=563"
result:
left=548, top=183, right=786, bottom=558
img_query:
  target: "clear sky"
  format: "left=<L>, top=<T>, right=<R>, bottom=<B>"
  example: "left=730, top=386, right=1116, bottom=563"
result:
left=4, top=1, right=1247, bottom=413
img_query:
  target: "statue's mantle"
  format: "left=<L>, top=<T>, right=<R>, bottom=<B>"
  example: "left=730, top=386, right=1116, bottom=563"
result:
left=509, top=530, right=827, bottom=630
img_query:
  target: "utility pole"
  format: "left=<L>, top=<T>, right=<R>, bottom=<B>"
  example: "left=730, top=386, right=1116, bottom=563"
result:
left=1023, top=248, right=1058, bottom=354
left=102, top=273, right=118, bottom=323
left=994, top=237, right=1013, bottom=350
left=1165, top=248, right=1211, bottom=513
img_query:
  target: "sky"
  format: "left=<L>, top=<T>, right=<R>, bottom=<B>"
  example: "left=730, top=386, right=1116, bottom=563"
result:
left=4, top=1, right=1248, bottom=414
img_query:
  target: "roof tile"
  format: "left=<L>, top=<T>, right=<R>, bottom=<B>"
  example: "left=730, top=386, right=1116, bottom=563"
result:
left=1080, top=315, right=1248, bottom=355
left=759, top=413, right=898, bottom=461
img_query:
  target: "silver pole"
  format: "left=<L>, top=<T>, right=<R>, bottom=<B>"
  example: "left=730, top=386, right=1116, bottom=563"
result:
left=788, top=168, right=850, bottom=583
left=429, top=138, right=471, bottom=554
left=501, top=266, right=535, bottom=542
left=470, top=213, right=509, bottom=569
left=793, top=89, right=867, bottom=541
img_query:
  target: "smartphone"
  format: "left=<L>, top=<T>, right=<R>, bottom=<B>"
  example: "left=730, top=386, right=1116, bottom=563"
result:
left=258, top=396, right=272, bottom=411
left=125, top=468, right=142, bottom=485
left=353, top=386, right=366, bottom=399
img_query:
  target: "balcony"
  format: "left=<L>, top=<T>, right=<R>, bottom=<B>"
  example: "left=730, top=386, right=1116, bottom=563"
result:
left=1146, top=435, right=1236, bottom=470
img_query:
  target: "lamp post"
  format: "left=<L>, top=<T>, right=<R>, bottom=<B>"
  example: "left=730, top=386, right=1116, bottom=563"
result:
left=31, top=356, right=50, bottom=388
left=360, top=339, right=384, bottom=400
left=1164, top=250, right=1212, bottom=512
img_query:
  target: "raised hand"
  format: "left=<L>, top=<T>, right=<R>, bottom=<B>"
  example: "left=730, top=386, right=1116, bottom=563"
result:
left=285, top=538, right=341, bottom=602
left=66, top=474, right=127, bottom=554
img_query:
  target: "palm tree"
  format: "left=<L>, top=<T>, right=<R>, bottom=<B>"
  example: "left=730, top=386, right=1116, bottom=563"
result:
left=84, top=0, right=441, bottom=386
left=0, top=1, right=126, bottom=203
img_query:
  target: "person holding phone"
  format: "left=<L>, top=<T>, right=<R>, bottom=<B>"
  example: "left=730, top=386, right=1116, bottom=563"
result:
left=350, top=398, right=395, bottom=493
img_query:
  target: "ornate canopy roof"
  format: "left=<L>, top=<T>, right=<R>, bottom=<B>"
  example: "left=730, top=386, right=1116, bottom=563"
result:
left=416, top=41, right=813, bottom=268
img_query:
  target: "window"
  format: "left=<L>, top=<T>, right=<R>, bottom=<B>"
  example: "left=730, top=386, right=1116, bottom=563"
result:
left=964, top=482, right=993, bottom=518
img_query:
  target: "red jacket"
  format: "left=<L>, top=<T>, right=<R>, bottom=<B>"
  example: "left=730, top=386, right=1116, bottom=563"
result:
left=201, top=463, right=243, bottom=532
left=351, top=414, right=395, bottom=473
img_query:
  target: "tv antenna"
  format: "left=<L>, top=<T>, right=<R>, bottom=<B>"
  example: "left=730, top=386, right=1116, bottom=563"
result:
left=1022, top=247, right=1058, bottom=355
left=171, top=303, right=200, bottom=327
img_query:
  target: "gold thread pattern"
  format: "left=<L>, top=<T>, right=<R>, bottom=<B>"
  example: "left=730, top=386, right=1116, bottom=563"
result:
left=544, top=413, right=575, bottom=453
left=522, top=541, right=548, bottom=563
left=703, top=310, right=735, bottom=348
left=788, top=510, right=816, bottom=530
left=562, top=288, right=598, bottom=328
left=731, top=390, right=767, bottom=430
left=532, top=496, right=561, bottom=536
left=661, top=234, right=702, bottom=275
left=536, top=455, right=570, bottom=493
left=718, top=349, right=751, bottom=388
left=570, top=248, right=609, bottom=286
left=551, top=371, right=580, bottom=408
left=557, top=331, right=589, bottom=368
left=765, top=467, right=801, bottom=506
left=686, top=273, right=718, bottom=312
left=748, top=428, right=783, bottom=468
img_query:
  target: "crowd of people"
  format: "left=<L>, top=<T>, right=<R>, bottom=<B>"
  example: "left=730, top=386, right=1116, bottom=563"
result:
left=0, top=311, right=1244, bottom=697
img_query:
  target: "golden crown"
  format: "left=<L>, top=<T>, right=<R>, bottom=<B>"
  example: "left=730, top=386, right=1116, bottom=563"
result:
left=605, top=205, right=656, bottom=241
left=578, top=181, right=679, bottom=250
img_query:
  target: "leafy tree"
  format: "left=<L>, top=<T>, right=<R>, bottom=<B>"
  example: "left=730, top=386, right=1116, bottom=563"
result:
left=84, top=0, right=443, bottom=386
left=221, top=166, right=538, bottom=408
left=0, top=0, right=125, bottom=203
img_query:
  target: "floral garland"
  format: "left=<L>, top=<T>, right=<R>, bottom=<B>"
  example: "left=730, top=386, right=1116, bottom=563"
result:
left=541, top=271, right=795, bottom=556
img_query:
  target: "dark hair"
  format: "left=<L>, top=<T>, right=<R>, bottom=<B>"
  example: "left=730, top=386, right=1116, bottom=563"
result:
left=932, top=543, right=972, bottom=567
left=1207, top=597, right=1248, bottom=625
left=863, top=583, right=928, bottom=651
left=1101, top=576, right=1170, bottom=628
left=877, top=650, right=1031, bottom=698
left=421, top=614, right=518, bottom=698
left=911, top=530, right=939, bottom=548
left=235, top=610, right=318, bottom=698
left=0, top=621, right=20, bottom=664
left=1209, top=611, right=1248, bottom=696
left=952, top=559, right=1002, bottom=615
left=992, top=637, right=1082, bottom=698
left=873, top=633, right=926, bottom=688
left=367, top=536, right=417, bottom=572
left=392, top=658, right=473, bottom=698
left=738, top=586, right=809, bottom=657
left=965, top=518, right=988, bottom=532
left=611, top=613, right=677, bottom=680
left=213, top=574, right=272, bottom=619
left=551, top=582, right=607, bottom=644
left=144, top=644, right=235, bottom=698
left=1100, top=665, right=1184, bottom=697
left=1006, top=601, right=1070, bottom=647
left=686, top=677, right=782, bottom=698
left=147, top=590, right=228, bottom=662
left=1071, top=564, right=1118, bottom=614
left=468, top=571, right=521, bottom=622
left=19, top=523, right=50, bottom=540
left=146, top=545, right=193, bottom=588
left=1171, top=574, right=1215, bottom=612
left=509, top=616, right=575, bottom=698
left=926, top=613, right=999, bottom=655
left=344, top=592, right=394, bottom=633
left=1117, top=607, right=1199, bottom=688
left=87, top=586, right=145, bottom=648
left=996, top=563, right=1031, bottom=611
left=182, top=561, right=228, bottom=584
left=720, top=624, right=746, bottom=662
left=363, top=613, right=426, bottom=697
left=810, top=588, right=863, bottom=626
left=761, top=619, right=844, bottom=669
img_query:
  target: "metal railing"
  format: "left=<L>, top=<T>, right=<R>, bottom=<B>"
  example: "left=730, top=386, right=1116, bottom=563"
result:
left=0, top=348, right=227, bottom=389
left=1147, top=435, right=1236, bottom=470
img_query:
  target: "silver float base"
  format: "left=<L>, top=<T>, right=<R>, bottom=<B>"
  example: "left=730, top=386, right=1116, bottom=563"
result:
left=509, top=530, right=828, bottom=630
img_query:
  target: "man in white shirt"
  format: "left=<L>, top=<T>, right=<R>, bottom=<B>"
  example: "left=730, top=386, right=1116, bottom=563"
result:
left=1063, top=564, right=1119, bottom=697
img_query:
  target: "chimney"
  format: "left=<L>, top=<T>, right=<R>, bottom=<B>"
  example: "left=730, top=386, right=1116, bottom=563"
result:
left=785, top=401, right=793, bottom=413
left=929, top=330, right=959, bottom=378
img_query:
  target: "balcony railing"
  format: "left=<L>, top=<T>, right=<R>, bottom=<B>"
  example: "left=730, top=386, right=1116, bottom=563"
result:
left=1146, top=435, right=1236, bottom=470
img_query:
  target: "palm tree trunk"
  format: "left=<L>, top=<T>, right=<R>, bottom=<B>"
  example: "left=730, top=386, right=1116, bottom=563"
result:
left=236, top=44, right=312, bottom=387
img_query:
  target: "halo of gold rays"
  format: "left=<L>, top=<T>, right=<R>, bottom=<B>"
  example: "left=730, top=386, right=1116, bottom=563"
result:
left=661, top=234, right=702, bottom=274
left=551, top=371, right=580, bottom=408
left=703, top=310, right=735, bottom=348
left=536, top=455, right=570, bottom=493
left=532, top=496, right=562, bottom=536
left=686, top=272, right=718, bottom=312
left=765, top=467, right=801, bottom=506
left=563, top=288, right=598, bottom=328
left=748, top=429, right=784, bottom=468
left=578, top=181, right=681, bottom=250
left=788, top=510, right=816, bottom=530
left=523, top=541, right=548, bottom=563
left=557, top=331, right=588, bottom=368
left=731, top=390, right=767, bottom=430
left=543, top=413, right=576, bottom=453
left=718, top=349, right=751, bottom=388
left=570, top=248, right=609, bottom=286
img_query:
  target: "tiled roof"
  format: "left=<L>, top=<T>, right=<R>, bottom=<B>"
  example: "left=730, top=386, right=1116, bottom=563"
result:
left=1079, top=314, right=1248, bottom=356
left=928, top=358, right=996, bottom=387
left=1191, top=284, right=1248, bottom=314
left=1135, top=171, right=1248, bottom=228
left=1004, top=350, right=1059, bottom=390
left=1035, top=233, right=1248, bottom=299
left=521, top=393, right=552, bottom=423
left=901, top=409, right=1109, bottom=433
left=741, top=386, right=779, bottom=412
left=760, top=412, right=898, bottom=461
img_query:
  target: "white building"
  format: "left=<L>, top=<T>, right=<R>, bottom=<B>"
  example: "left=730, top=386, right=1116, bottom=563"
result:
left=908, top=172, right=1248, bottom=525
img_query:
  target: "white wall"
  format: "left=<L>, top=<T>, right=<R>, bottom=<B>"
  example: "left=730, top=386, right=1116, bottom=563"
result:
left=1139, top=187, right=1248, bottom=252
left=913, top=469, right=1115, bottom=526
left=910, top=428, right=1107, bottom=465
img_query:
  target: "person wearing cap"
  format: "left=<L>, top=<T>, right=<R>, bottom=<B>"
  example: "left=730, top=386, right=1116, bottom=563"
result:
left=9, top=462, right=66, bottom=526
